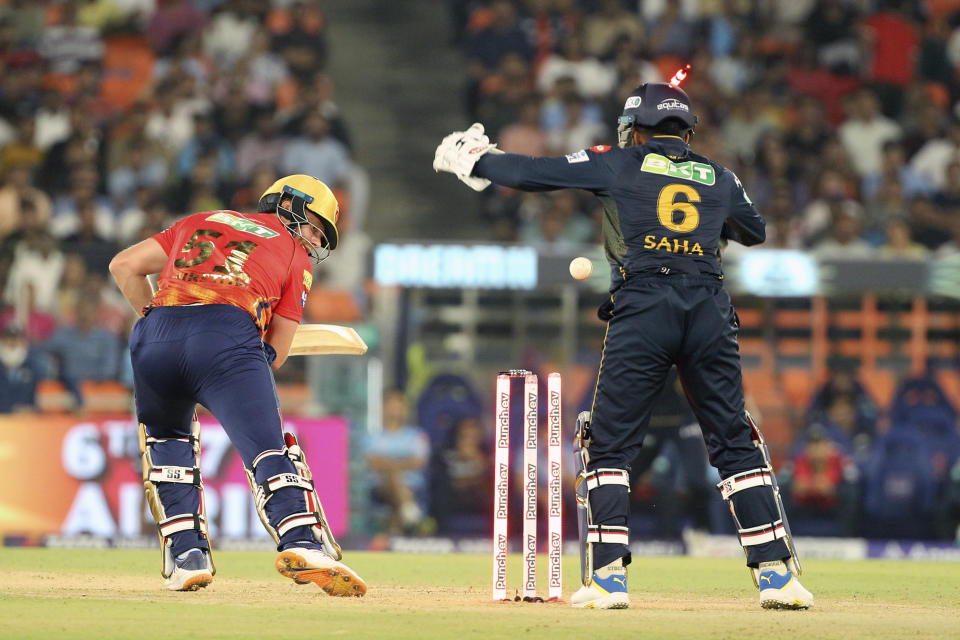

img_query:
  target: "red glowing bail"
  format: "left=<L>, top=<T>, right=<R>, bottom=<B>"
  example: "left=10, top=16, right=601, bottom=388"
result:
left=669, top=64, right=692, bottom=87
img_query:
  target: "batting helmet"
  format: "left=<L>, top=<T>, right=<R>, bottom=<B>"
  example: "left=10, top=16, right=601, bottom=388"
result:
left=616, top=82, right=698, bottom=148
left=258, top=174, right=339, bottom=260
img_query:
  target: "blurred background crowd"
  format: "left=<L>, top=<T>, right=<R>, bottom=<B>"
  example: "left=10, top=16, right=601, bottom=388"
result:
left=1, top=0, right=960, bottom=544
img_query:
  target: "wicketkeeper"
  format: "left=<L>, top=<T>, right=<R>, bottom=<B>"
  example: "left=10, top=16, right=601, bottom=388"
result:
left=435, top=82, right=812, bottom=610
left=109, top=174, right=366, bottom=596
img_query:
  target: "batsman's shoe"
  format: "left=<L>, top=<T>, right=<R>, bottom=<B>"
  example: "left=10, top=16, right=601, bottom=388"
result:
left=165, top=548, right=213, bottom=592
left=758, top=569, right=813, bottom=610
left=571, top=562, right=629, bottom=609
left=276, top=545, right=367, bottom=597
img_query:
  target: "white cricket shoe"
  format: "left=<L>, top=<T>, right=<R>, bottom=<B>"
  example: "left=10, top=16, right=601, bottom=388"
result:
left=571, top=559, right=629, bottom=609
left=758, top=568, right=813, bottom=609
left=165, top=548, right=213, bottom=592
left=276, top=545, right=367, bottom=597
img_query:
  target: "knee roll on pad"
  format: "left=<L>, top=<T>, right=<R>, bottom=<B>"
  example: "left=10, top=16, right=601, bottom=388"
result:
left=245, top=432, right=342, bottom=559
left=139, top=419, right=215, bottom=579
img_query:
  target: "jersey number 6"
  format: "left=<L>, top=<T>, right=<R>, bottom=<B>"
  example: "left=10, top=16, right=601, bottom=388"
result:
left=657, top=184, right=701, bottom=233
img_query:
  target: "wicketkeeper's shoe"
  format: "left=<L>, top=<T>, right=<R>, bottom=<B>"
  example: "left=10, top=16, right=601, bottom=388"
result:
left=758, top=567, right=813, bottom=610
left=165, top=548, right=213, bottom=592
left=571, top=559, right=629, bottom=609
left=275, top=544, right=367, bottom=597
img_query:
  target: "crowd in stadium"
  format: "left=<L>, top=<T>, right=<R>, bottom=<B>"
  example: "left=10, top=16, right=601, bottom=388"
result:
left=452, top=0, right=960, bottom=256
left=0, top=0, right=360, bottom=409
left=1, top=0, right=960, bottom=542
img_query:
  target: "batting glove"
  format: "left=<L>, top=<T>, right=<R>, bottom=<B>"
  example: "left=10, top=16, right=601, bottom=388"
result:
left=433, top=122, right=503, bottom=192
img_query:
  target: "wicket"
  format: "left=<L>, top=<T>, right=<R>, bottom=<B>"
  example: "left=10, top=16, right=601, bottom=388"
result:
left=492, top=369, right=563, bottom=602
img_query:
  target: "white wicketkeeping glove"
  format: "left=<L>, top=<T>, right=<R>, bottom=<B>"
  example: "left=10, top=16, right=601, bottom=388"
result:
left=433, top=122, right=504, bottom=192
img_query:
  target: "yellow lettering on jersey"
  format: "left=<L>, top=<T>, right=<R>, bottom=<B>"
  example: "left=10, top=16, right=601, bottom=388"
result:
left=643, top=235, right=705, bottom=255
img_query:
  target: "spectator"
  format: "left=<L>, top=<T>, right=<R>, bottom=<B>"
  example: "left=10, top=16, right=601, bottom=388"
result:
left=270, top=0, right=328, bottom=80
left=786, top=424, right=859, bottom=536
left=582, top=0, right=644, bottom=60
left=934, top=218, right=960, bottom=258
left=4, top=219, right=63, bottom=314
left=242, top=28, right=289, bottom=106
left=235, top=109, right=285, bottom=182
left=38, top=0, right=104, bottom=75
left=0, top=116, right=43, bottom=176
left=519, top=190, right=592, bottom=249
left=861, top=140, right=932, bottom=202
left=879, top=218, right=929, bottom=259
left=862, top=177, right=909, bottom=246
left=807, top=367, right=880, bottom=439
left=146, top=0, right=208, bottom=56
left=174, top=112, right=234, bottom=182
left=812, top=205, right=873, bottom=259
left=63, top=197, right=120, bottom=274
left=0, top=167, right=52, bottom=244
left=910, top=118, right=960, bottom=191
left=0, top=324, right=47, bottom=413
left=645, top=1, right=695, bottom=58
left=804, top=0, right=861, bottom=75
left=107, top=135, right=169, bottom=206
left=280, top=110, right=349, bottom=189
left=202, top=0, right=259, bottom=70
left=430, top=416, right=492, bottom=535
left=860, top=2, right=920, bottom=117
left=536, top=34, right=617, bottom=101
left=799, top=170, right=862, bottom=245
left=44, top=294, right=123, bottom=407
left=496, top=97, right=548, bottom=157
left=545, top=94, right=607, bottom=154
left=837, top=89, right=901, bottom=178
left=365, top=389, right=431, bottom=535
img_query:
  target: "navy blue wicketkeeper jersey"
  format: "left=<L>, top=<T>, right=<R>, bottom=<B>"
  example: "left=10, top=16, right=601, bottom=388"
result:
left=474, top=135, right=764, bottom=284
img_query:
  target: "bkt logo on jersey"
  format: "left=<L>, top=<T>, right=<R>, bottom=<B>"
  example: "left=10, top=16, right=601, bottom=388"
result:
left=657, top=98, right=690, bottom=112
left=641, top=153, right=715, bottom=185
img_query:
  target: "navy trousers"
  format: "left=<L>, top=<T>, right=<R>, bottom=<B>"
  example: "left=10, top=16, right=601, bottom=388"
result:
left=588, top=274, right=789, bottom=568
left=130, top=304, right=311, bottom=556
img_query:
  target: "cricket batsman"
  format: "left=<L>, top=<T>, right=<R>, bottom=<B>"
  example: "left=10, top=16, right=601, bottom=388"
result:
left=109, top=174, right=366, bottom=596
left=434, top=81, right=812, bottom=610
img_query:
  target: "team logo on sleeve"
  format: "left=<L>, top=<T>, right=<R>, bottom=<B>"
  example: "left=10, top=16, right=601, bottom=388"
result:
left=302, top=270, right=313, bottom=291
left=565, top=150, right=589, bottom=163
left=590, top=145, right=611, bottom=153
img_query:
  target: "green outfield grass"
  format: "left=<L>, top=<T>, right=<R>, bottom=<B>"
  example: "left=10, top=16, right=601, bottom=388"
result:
left=1, top=548, right=958, bottom=639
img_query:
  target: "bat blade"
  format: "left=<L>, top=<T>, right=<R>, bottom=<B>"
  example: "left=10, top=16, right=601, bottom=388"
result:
left=289, top=324, right=368, bottom=356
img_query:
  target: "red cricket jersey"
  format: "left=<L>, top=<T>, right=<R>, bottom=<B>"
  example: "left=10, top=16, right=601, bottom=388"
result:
left=151, top=211, right=313, bottom=335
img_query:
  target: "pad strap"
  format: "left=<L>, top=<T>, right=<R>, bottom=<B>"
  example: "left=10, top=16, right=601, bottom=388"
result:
left=158, top=513, right=207, bottom=538
left=148, top=465, right=201, bottom=486
left=738, top=519, right=787, bottom=547
left=717, top=468, right=772, bottom=500
left=586, top=524, right=629, bottom=545
left=277, top=511, right=323, bottom=537
left=583, top=468, right=631, bottom=491
left=255, top=472, right=315, bottom=508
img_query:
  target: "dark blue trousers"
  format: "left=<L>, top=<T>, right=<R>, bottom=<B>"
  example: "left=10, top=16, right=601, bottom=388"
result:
left=130, top=305, right=311, bottom=556
left=588, top=275, right=789, bottom=568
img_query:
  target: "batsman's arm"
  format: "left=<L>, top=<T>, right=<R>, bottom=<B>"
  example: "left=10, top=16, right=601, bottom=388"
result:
left=264, top=314, right=298, bottom=370
left=473, top=151, right=613, bottom=192
left=109, top=238, right=169, bottom=317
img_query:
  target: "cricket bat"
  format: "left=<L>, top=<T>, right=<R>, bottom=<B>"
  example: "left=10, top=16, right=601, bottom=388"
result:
left=289, top=324, right=368, bottom=356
